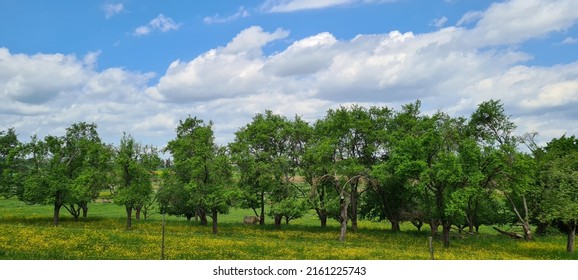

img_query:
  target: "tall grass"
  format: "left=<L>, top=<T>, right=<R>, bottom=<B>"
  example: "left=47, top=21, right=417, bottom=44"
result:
left=0, top=198, right=575, bottom=260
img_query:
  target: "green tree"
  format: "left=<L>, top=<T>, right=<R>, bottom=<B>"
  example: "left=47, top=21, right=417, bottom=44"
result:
left=538, top=135, right=578, bottom=252
left=306, top=105, right=384, bottom=240
left=390, top=104, right=480, bottom=247
left=361, top=103, right=421, bottom=232
left=230, top=111, right=309, bottom=228
left=114, top=133, right=159, bottom=230
left=468, top=100, right=534, bottom=240
left=0, top=128, right=22, bottom=198
left=162, top=117, right=236, bottom=234
left=19, top=122, right=110, bottom=225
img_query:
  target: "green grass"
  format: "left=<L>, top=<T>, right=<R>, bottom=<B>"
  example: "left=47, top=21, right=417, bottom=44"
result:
left=0, top=198, right=576, bottom=260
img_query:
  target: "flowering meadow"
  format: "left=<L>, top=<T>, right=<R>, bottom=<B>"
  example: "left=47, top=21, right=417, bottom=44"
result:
left=0, top=198, right=575, bottom=260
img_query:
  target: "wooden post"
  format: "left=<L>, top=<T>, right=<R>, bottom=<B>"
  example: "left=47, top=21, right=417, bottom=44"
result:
left=161, top=212, right=165, bottom=260
left=429, top=236, right=434, bottom=260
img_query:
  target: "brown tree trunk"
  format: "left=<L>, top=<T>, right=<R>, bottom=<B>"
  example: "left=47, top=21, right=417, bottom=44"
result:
left=350, top=183, right=358, bottom=232
left=390, top=218, right=401, bottom=232
left=411, top=219, right=423, bottom=232
left=260, top=191, right=266, bottom=225
left=429, top=220, right=440, bottom=236
left=53, top=202, right=61, bottom=226
left=126, top=206, right=133, bottom=230
left=135, top=206, right=141, bottom=221
left=274, top=214, right=282, bottom=229
left=81, top=203, right=88, bottom=218
left=442, top=223, right=451, bottom=248
left=199, top=208, right=208, bottom=226
left=567, top=221, right=576, bottom=253
left=212, top=209, right=218, bottom=235
left=319, top=210, right=327, bottom=227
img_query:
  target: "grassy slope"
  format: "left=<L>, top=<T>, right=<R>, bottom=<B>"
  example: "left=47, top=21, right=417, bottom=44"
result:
left=0, top=198, right=575, bottom=260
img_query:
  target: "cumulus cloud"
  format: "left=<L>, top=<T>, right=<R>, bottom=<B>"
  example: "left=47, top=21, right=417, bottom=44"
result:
left=149, top=26, right=289, bottom=102
left=4, top=0, right=578, bottom=149
left=0, top=47, right=159, bottom=146
left=203, top=6, right=250, bottom=24
left=133, top=14, right=182, bottom=36
left=461, top=0, right=578, bottom=46
left=103, top=3, right=124, bottom=19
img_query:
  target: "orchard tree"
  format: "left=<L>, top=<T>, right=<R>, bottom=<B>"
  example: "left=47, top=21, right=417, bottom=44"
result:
left=361, top=103, right=422, bottom=232
left=0, top=128, right=22, bottom=198
left=114, top=133, right=159, bottom=230
left=20, top=122, right=110, bottom=225
left=469, top=100, right=534, bottom=240
left=162, top=117, right=236, bottom=234
left=230, top=111, right=309, bottom=228
left=306, top=105, right=388, bottom=240
left=538, top=135, right=578, bottom=252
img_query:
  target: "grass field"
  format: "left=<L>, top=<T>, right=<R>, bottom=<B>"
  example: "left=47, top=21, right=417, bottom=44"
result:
left=0, top=198, right=575, bottom=260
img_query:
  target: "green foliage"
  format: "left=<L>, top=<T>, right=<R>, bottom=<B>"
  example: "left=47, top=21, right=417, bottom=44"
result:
left=16, top=122, right=112, bottom=225
left=230, top=111, right=310, bottom=226
left=161, top=116, right=236, bottom=233
left=114, top=133, right=159, bottom=229
left=0, top=128, right=22, bottom=198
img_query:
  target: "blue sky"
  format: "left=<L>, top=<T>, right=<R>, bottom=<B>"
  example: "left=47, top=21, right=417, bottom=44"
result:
left=1, top=0, right=578, bottom=150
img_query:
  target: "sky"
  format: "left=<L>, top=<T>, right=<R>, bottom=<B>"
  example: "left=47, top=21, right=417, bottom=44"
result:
left=1, top=0, right=578, bottom=153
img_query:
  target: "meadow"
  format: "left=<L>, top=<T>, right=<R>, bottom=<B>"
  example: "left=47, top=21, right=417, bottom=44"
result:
left=0, top=198, right=575, bottom=260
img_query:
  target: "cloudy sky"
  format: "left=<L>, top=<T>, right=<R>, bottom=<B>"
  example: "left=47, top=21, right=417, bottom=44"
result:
left=1, top=0, right=577, bottom=152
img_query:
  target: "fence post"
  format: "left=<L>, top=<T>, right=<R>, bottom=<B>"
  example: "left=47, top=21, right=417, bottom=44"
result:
left=161, top=212, right=165, bottom=260
left=429, top=236, right=434, bottom=260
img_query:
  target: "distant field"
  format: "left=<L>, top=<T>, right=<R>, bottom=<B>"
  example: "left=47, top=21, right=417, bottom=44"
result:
left=0, top=198, right=575, bottom=260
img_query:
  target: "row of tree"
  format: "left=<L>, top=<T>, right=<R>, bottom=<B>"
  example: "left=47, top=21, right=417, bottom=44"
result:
left=1, top=100, right=577, bottom=251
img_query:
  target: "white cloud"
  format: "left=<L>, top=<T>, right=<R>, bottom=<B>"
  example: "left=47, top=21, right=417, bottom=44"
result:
left=431, top=16, right=448, bottom=28
left=461, top=0, right=578, bottom=46
left=103, top=3, right=124, bottom=19
left=560, top=36, right=578, bottom=45
left=150, top=26, right=290, bottom=103
left=456, top=11, right=483, bottom=26
left=4, top=0, right=578, bottom=150
left=260, top=0, right=394, bottom=13
left=203, top=6, right=250, bottom=24
left=0, top=48, right=87, bottom=106
left=133, top=14, right=182, bottom=36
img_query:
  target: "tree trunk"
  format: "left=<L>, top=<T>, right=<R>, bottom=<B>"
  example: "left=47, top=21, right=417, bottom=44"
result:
left=442, top=223, right=451, bottom=248
left=493, top=226, right=524, bottom=239
left=199, top=208, right=208, bottom=226
left=339, top=196, right=349, bottom=242
left=535, top=221, right=550, bottom=236
left=212, top=209, right=218, bottom=235
left=274, top=214, right=282, bottom=229
left=504, top=193, right=532, bottom=240
left=390, top=219, right=400, bottom=232
left=125, top=206, right=133, bottom=230
left=135, top=206, right=141, bottom=221
left=411, top=219, right=423, bottom=232
left=319, top=210, right=327, bottom=227
left=260, top=191, right=265, bottom=225
left=81, top=203, right=88, bottom=218
left=567, top=221, right=576, bottom=253
left=53, top=202, right=61, bottom=226
left=429, top=220, right=440, bottom=236
left=350, top=182, right=358, bottom=232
